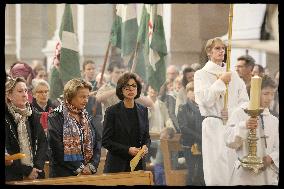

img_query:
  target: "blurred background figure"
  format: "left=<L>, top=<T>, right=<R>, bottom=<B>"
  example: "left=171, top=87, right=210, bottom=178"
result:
left=9, top=61, right=35, bottom=103
left=33, top=61, right=48, bottom=81
left=180, top=64, right=190, bottom=75
left=159, top=80, right=180, bottom=134
left=166, top=65, right=179, bottom=83
left=175, top=67, right=195, bottom=116
left=96, top=60, right=126, bottom=120
left=82, top=60, right=97, bottom=91
left=190, top=62, right=202, bottom=71
left=173, top=76, right=183, bottom=98
left=235, top=55, right=255, bottom=96
left=146, top=85, right=176, bottom=185
left=95, top=73, right=107, bottom=89
left=177, top=81, right=205, bottom=186
left=31, top=79, right=56, bottom=133
left=270, top=71, right=279, bottom=118
left=252, top=64, right=265, bottom=77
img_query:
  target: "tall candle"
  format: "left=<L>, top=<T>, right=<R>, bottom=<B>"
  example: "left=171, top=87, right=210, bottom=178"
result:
left=249, top=76, right=262, bottom=110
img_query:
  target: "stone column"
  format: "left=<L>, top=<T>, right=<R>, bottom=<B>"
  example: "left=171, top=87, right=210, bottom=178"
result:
left=77, top=4, right=113, bottom=68
left=15, top=4, right=48, bottom=65
left=168, top=4, right=204, bottom=68
left=5, top=4, right=17, bottom=70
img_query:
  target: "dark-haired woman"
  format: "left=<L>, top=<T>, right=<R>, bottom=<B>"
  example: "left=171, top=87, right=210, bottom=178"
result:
left=102, top=72, right=151, bottom=173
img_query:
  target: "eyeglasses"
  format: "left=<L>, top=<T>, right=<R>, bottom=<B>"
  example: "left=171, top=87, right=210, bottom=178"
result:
left=123, top=84, right=137, bottom=90
left=36, top=90, right=49, bottom=94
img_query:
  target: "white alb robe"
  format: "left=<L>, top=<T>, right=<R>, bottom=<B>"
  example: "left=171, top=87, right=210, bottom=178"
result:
left=225, top=103, right=279, bottom=185
left=194, top=61, right=249, bottom=186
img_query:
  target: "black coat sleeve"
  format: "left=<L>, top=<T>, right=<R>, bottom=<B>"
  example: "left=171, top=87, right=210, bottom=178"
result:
left=177, top=105, right=195, bottom=145
left=102, top=107, right=130, bottom=158
left=167, top=96, right=181, bottom=133
left=48, top=112, right=83, bottom=173
left=30, top=111, right=48, bottom=171
left=88, top=117, right=102, bottom=169
left=142, top=107, right=151, bottom=148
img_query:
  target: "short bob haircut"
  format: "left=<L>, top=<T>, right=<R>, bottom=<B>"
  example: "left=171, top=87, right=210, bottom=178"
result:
left=116, top=72, right=142, bottom=100
left=32, top=79, right=50, bottom=95
left=63, top=78, right=92, bottom=103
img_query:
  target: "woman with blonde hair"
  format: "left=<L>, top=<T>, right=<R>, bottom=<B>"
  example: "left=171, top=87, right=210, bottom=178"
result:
left=48, top=78, right=101, bottom=177
left=5, top=77, right=47, bottom=181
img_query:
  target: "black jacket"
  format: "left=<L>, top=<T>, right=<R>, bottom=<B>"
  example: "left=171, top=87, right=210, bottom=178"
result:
left=177, top=100, right=203, bottom=147
left=5, top=105, right=48, bottom=181
left=102, top=101, right=151, bottom=173
left=160, top=94, right=181, bottom=133
left=31, top=98, right=56, bottom=113
left=48, top=105, right=102, bottom=177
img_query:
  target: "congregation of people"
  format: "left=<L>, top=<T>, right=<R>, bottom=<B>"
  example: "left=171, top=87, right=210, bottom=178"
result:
left=5, top=37, right=279, bottom=186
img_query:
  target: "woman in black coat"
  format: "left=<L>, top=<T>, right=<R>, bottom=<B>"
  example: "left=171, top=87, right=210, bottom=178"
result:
left=177, top=81, right=205, bottom=185
left=5, top=77, right=48, bottom=181
left=102, top=72, right=151, bottom=173
left=48, top=78, right=101, bottom=177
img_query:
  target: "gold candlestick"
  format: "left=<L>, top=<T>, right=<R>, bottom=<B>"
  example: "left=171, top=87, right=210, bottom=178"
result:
left=239, top=108, right=264, bottom=174
left=239, top=76, right=264, bottom=174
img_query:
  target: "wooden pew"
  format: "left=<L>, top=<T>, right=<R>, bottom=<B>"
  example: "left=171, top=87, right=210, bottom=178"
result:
left=160, top=134, right=188, bottom=186
left=44, top=147, right=107, bottom=178
left=6, top=171, right=154, bottom=185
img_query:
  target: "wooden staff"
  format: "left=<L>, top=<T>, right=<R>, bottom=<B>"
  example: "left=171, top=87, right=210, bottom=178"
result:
left=130, top=42, right=140, bottom=73
left=99, top=41, right=111, bottom=85
left=223, top=4, right=234, bottom=124
left=91, top=40, right=111, bottom=117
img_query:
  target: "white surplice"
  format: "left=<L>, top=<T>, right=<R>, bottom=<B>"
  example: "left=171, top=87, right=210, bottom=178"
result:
left=225, top=103, right=279, bottom=185
left=194, top=61, right=249, bottom=186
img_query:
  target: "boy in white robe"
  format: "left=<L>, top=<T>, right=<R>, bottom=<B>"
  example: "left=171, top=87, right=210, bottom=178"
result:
left=225, top=75, right=279, bottom=185
left=194, top=37, right=249, bottom=186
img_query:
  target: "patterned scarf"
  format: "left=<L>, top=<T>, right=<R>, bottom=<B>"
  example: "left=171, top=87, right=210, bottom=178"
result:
left=7, top=102, right=33, bottom=167
left=63, top=101, right=93, bottom=164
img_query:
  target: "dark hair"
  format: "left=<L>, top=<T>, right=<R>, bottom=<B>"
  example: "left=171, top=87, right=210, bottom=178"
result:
left=261, top=75, right=277, bottom=89
left=254, top=64, right=265, bottom=74
left=237, top=55, right=255, bottom=70
left=182, top=67, right=195, bottom=87
left=107, top=59, right=125, bottom=73
left=82, top=60, right=95, bottom=71
left=116, top=72, right=142, bottom=100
